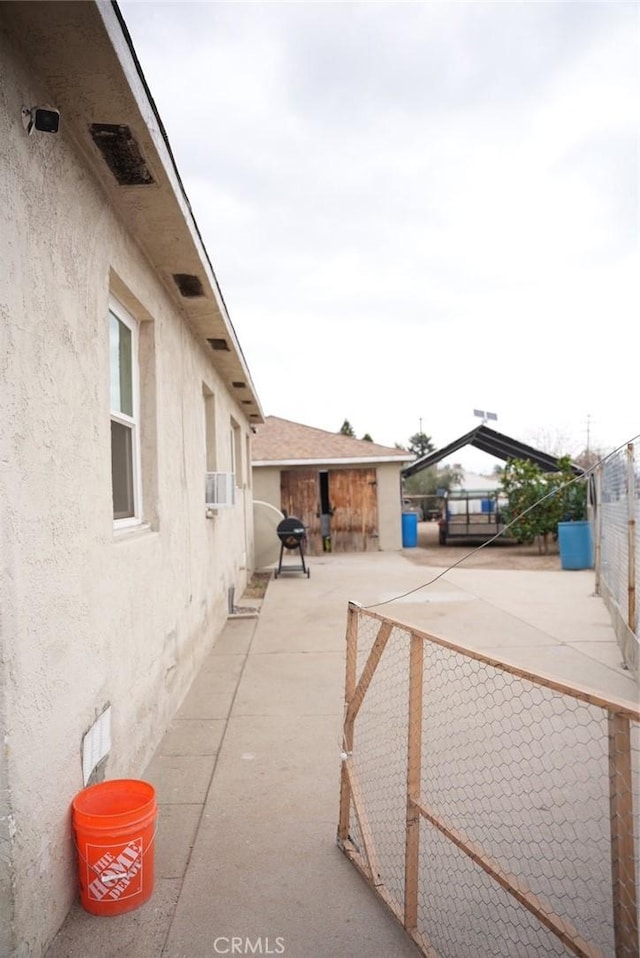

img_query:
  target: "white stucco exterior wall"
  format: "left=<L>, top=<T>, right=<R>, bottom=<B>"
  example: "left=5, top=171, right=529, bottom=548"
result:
left=0, top=27, right=255, bottom=956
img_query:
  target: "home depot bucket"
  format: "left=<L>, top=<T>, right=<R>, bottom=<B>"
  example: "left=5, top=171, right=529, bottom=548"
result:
left=72, top=779, right=157, bottom=916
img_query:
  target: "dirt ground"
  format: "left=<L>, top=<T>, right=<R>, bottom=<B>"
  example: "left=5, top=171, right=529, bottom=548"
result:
left=242, top=571, right=273, bottom=599
left=408, top=519, right=562, bottom=571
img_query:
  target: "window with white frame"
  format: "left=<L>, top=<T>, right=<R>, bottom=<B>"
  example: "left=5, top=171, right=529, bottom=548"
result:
left=203, top=384, right=217, bottom=471
left=109, top=300, right=141, bottom=523
left=231, top=419, right=242, bottom=487
left=245, top=433, right=251, bottom=488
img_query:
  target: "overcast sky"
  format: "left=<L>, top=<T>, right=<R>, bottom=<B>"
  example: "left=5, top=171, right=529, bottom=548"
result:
left=119, top=0, right=638, bottom=472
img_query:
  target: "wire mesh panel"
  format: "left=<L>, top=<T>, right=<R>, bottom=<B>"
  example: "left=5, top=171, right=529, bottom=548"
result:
left=338, top=603, right=640, bottom=958
left=598, top=443, right=639, bottom=654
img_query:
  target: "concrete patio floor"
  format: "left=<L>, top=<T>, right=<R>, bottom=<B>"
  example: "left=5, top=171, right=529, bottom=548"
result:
left=47, top=549, right=638, bottom=958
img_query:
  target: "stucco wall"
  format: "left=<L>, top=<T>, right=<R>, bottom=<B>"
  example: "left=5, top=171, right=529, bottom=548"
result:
left=0, top=31, right=254, bottom=956
left=252, top=466, right=282, bottom=509
left=375, top=462, right=404, bottom=550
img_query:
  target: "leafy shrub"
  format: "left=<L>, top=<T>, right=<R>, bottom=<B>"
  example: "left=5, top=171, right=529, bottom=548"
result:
left=499, top=456, right=586, bottom=548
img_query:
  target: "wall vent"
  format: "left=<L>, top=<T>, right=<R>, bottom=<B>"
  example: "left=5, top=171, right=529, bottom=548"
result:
left=232, top=381, right=246, bottom=389
left=89, top=124, right=154, bottom=185
left=173, top=273, right=205, bottom=298
left=207, top=338, right=230, bottom=351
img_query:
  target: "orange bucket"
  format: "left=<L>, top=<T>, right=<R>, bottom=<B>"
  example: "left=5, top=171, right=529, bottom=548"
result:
left=72, top=779, right=157, bottom=916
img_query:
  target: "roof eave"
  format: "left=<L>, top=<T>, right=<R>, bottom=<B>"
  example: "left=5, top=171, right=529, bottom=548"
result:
left=2, top=0, right=264, bottom=425
left=253, top=456, right=412, bottom=467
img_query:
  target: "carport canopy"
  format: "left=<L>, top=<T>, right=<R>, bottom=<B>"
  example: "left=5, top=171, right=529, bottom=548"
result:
left=402, top=425, right=584, bottom=478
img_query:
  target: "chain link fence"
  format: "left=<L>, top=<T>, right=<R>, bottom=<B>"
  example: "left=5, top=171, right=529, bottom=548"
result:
left=596, top=442, right=639, bottom=676
left=338, top=603, right=639, bottom=958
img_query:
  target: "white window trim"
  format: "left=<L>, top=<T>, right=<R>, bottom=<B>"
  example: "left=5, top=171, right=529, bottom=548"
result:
left=231, top=420, right=243, bottom=489
left=110, top=295, right=143, bottom=529
left=230, top=424, right=237, bottom=487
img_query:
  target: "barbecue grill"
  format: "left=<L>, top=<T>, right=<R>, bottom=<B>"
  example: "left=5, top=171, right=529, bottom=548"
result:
left=274, top=516, right=310, bottom=578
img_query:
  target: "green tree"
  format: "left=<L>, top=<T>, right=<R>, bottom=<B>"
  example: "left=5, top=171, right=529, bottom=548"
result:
left=403, top=465, right=463, bottom=498
left=408, top=431, right=435, bottom=459
left=499, top=459, right=548, bottom=546
left=499, top=456, right=587, bottom=552
left=555, top=455, right=588, bottom=521
left=339, top=419, right=355, bottom=437
left=361, top=433, right=373, bottom=442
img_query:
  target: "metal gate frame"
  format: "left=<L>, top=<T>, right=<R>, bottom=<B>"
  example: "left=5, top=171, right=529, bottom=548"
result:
left=338, top=601, right=639, bottom=958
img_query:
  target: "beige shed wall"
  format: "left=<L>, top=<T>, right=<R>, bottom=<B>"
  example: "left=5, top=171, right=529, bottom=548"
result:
left=375, top=462, right=404, bottom=551
left=252, top=466, right=282, bottom=509
left=0, top=34, right=254, bottom=956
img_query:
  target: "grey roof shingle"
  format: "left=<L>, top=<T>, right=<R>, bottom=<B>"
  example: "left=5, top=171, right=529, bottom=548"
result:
left=252, top=416, right=413, bottom=465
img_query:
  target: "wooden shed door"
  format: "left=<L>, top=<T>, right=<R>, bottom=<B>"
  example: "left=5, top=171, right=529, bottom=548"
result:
left=280, top=468, right=379, bottom=555
left=329, top=468, right=378, bottom=553
left=280, top=470, right=321, bottom=554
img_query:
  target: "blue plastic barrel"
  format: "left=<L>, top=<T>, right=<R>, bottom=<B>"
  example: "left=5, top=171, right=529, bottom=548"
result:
left=402, top=512, right=418, bottom=548
left=558, top=521, right=593, bottom=570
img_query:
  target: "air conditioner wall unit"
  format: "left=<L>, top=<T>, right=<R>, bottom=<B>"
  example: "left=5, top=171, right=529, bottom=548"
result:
left=205, top=472, right=235, bottom=509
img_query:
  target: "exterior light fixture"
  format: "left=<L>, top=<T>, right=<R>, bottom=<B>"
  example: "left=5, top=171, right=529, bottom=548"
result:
left=22, top=106, right=60, bottom=135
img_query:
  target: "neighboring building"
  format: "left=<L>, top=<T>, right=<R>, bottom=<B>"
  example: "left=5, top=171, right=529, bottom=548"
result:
left=447, top=469, right=502, bottom=515
left=252, top=417, right=413, bottom=555
left=0, top=3, right=263, bottom=953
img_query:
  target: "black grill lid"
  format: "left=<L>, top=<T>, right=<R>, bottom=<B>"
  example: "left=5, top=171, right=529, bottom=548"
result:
left=277, top=516, right=306, bottom=546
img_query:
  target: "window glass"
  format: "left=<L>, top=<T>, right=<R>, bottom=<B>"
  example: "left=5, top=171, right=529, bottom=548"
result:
left=109, top=311, right=133, bottom=417
left=203, top=386, right=217, bottom=472
left=109, top=300, right=139, bottom=524
left=111, top=420, right=134, bottom=518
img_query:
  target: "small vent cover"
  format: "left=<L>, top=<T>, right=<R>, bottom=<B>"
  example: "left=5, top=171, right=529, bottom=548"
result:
left=207, top=338, right=230, bottom=351
left=90, top=124, right=154, bottom=186
left=173, top=273, right=205, bottom=298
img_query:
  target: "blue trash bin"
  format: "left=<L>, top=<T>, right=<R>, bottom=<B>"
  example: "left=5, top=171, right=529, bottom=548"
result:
left=558, top=521, right=593, bottom=570
left=402, top=512, right=418, bottom=548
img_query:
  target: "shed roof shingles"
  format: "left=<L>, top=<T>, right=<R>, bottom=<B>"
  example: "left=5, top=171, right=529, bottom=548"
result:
left=252, top=416, right=413, bottom=464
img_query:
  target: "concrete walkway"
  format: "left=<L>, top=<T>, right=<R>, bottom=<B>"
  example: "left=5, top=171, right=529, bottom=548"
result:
left=47, top=550, right=638, bottom=958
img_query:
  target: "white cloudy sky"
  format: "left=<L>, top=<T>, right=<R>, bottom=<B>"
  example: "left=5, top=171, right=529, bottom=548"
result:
left=119, top=0, right=638, bottom=471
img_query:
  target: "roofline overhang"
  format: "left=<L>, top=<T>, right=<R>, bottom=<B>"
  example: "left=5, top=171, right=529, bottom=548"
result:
left=2, top=0, right=264, bottom=423
left=104, top=1, right=264, bottom=421
left=253, top=456, right=413, bottom=467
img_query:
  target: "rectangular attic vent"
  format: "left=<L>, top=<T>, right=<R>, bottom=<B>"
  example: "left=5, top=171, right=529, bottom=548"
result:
left=232, top=381, right=246, bottom=389
left=207, top=338, right=229, bottom=351
left=89, top=124, right=154, bottom=185
left=173, top=273, right=205, bottom=297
